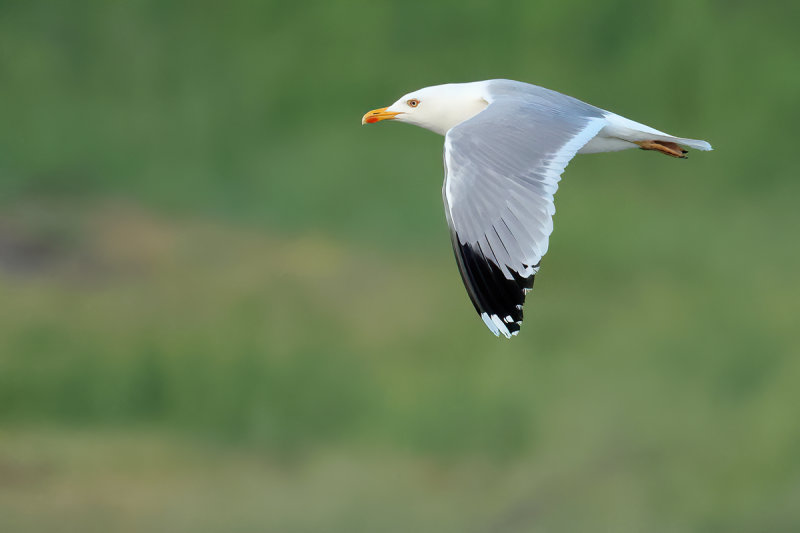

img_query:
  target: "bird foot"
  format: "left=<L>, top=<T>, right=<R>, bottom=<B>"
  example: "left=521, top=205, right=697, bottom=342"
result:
left=635, top=140, right=688, bottom=158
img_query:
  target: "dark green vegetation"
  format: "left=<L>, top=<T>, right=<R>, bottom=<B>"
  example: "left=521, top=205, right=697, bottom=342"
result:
left=1, top=1, right=799, bottom=531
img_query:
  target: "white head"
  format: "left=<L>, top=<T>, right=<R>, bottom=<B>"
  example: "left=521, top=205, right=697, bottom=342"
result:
left=362, top=82, right=489, bottom=136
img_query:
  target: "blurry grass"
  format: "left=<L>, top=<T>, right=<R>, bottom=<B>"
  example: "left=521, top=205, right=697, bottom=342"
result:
left=1, top=0, right=800, bottom=530
left=0, top=202, right=533, bottom=457
left=1, top=0, right=798, bottom=248
left=1, top=199, right=799, bottom=531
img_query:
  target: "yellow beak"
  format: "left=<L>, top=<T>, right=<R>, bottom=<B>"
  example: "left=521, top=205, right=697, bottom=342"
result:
left=361, top=107, right=401, bottom=125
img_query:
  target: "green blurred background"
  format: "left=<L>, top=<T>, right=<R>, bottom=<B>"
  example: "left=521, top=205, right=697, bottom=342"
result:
left=1, top=1, right=799, bottom=531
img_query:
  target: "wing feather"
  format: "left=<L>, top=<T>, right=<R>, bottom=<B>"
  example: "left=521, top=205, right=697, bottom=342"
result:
left=443, top=97, right=605, bottom=337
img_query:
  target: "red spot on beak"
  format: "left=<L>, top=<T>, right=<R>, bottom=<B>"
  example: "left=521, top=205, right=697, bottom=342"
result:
left=361, top=107, right=400, bottom=125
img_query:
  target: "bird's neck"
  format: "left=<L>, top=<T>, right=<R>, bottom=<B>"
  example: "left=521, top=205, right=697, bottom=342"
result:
left=424, top=98, right=489, bottom=135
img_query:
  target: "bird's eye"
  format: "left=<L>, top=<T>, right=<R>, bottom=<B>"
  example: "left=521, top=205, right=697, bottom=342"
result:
left=407, top=99, right=419, bottom=108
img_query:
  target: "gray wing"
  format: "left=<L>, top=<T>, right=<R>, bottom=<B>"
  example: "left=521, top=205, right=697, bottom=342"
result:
left=443, top=96, right=605, bottom=337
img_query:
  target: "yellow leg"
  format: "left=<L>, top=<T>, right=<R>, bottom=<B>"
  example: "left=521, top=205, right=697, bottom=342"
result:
left=635, top=140, right=688, bottom=159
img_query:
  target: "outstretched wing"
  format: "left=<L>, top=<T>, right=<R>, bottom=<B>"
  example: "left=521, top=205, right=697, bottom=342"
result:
left=443, top=97, right=605, bottom=337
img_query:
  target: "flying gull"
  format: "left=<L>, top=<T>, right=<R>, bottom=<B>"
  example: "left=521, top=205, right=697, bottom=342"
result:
left=361, top=79, right=711, bottom=338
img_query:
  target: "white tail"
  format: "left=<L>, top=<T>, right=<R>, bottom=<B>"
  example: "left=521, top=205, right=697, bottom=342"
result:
left=603, top=112, right=713, bottom=151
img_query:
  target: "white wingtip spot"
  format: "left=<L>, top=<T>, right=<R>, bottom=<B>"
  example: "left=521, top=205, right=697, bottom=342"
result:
left=490, top=314, right=512, bottom=339
left=481, top=312, right=501, bottom=337
left=481, top=312, right=513, bottom=338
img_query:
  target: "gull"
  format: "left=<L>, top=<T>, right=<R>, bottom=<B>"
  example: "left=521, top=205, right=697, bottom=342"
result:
left=361, top=79, right=711, bottom=338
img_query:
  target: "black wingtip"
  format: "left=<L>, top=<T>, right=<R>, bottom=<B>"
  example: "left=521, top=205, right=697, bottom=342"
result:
left=454, top=240, right=537, bottom=338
